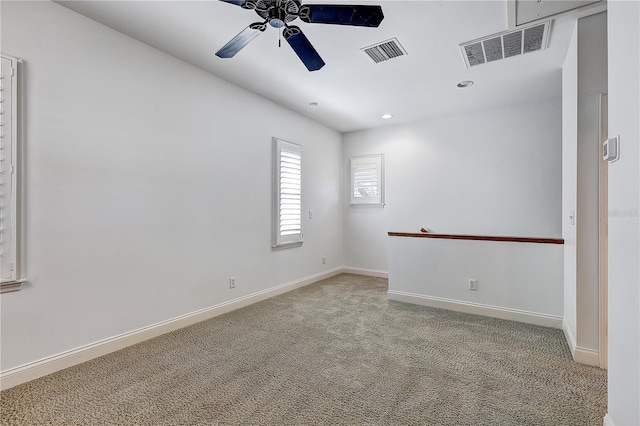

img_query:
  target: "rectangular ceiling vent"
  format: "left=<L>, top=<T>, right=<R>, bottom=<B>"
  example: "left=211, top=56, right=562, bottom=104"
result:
left=459, top=21, right=550, bottom=68
left=362, top=38, right=407, bottom=64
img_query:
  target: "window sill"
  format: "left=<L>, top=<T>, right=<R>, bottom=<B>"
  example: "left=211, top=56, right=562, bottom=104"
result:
left=349, top=202, right=385, bottom=207
left=271, top=241, right=303, bottom=250
left=1, top=279, right=26, bottom=294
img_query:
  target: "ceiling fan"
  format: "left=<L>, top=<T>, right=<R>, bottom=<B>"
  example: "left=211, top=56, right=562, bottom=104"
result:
left=215, top=0, right=384, bottom=71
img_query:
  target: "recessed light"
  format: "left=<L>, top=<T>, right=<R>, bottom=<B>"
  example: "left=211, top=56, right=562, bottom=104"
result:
left=381, top=113, right=393, bottom=119
left=309, top=102, right=318, bottom=108
left=457, top=80, right=474, bottom=88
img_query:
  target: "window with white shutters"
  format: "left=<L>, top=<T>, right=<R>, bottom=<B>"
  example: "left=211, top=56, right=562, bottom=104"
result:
left=272, top=138, right=303, bottom=249
left=350, top=154, right=384, bottom=206
left=1, top=54, right=22, bottom=292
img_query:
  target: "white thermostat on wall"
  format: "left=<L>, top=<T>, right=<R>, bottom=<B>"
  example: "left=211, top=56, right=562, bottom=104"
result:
left=603, top=136, right=619, bottom=162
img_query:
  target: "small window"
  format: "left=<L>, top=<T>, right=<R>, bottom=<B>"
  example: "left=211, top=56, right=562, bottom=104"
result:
left=350, top=154, right=384, bottom=206
left=1, top=54, right=23, bottom=292
left=272, top=138, right=303, bottom=249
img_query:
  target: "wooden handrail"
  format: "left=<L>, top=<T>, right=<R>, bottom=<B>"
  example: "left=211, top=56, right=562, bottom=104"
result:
left=387, top=232, right=564, bottom=245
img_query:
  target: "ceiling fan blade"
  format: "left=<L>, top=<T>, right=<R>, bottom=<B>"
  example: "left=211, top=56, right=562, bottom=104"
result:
left=218, top=0, right=247, bottom=6
left=299, top=5, right=384, bottom=27
left=283, top=26, right=325, bottom=71
left=215, top=23, right=266, bottom=58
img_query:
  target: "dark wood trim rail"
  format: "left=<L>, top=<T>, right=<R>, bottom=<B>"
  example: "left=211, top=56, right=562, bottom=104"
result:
left=388, top=232, right=564, bottom=245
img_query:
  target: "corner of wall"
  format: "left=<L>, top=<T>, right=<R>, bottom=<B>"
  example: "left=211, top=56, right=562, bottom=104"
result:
left=562, top=318, right=577, bottom=359
left=603, top=413, right=615, bottom=426
left=342, top=267, right=388, bottom=279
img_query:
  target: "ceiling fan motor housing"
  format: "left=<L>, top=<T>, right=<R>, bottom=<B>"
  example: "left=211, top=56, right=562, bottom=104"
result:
left=252, top=0, right=301, bottom=28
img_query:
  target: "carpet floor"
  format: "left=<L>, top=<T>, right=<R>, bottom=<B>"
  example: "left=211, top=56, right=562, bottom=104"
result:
left=1, top=274, right=607, bottom=425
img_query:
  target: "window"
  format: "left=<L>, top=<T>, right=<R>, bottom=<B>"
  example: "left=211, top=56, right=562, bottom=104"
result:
left=1, top=54, right=22, bottom=292
left=350, top=154, right=384, bottom=206
left=272, top=138, right=303, bottom=249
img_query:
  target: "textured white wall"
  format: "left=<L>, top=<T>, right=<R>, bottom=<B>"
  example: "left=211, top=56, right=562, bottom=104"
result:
left=607, top=1, right=640, bottom=424
left=0, top=1, right=343, bottom=371
left=562, top=22, right=578, bottom=347
left=343, top=99, right=563, bottom=272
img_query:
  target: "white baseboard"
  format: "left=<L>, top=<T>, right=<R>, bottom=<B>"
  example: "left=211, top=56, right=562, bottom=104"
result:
left=603, top=413, right=615, bottom=426
left=0, top=267, right=343, bottom=391
left=342, top=267, right=388, bottom=279
left=574, top=346, right=600, bottom=367
left=388, top=290, right=563, bottom=329
left=561, top=318, right=600, bottom=366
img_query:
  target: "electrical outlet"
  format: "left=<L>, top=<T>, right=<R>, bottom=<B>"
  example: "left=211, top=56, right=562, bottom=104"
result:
left=322, top=256, right=326, bottom=264
left=468, top=279, right=478, bottom=291
left=229, top=277, right=236, bottom=289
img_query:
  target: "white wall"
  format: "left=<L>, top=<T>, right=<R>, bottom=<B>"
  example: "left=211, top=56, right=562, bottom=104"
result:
left=388, top=237, right=564, bottom=327
left=562, top=22, right=578, bottom=351
left=343, top=99, right=563, bottom=272
left=606, top=1, right=640, bottom=424
left=0, top=1, right=343, bottom=372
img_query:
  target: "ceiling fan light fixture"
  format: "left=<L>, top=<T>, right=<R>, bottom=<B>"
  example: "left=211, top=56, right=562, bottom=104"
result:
left=270, top=18, right=285, bottom=28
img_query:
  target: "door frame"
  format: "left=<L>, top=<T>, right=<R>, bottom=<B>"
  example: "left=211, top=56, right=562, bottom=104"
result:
left=598, top=93, right=608, bottom=370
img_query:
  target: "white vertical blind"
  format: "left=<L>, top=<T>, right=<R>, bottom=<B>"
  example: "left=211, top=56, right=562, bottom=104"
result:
left=273, top=138, right=303, bottom=248
left=350, top=154, right=384, bottom=205
left=0, top=55, right=18, bottom=283
left=279, top=150, right=302, bottom=236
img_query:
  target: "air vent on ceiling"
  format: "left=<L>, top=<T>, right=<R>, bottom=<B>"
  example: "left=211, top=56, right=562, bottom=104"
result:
left=459, top=21, right=550, bottom=68
left=362, top=38, right=407, bottom=64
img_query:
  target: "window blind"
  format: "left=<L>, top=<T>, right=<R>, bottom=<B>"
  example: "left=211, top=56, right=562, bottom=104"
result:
left=353, top=162, right=379, bottom=199
left=273, top=138, right=303, bottom=248
left=350, top=154, right=384, bottom=206
left=1, top=55, right=18, bottom=284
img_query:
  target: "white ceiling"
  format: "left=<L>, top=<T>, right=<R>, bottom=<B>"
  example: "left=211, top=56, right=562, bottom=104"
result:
left=57, top=1, right=594, bottom=133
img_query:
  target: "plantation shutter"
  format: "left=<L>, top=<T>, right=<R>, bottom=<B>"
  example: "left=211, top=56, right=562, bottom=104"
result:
left=272, top=138, right=303, bottom=248
left=1, top=55, right=18, bottom=283
left=350, top=154, right=384, bottom=205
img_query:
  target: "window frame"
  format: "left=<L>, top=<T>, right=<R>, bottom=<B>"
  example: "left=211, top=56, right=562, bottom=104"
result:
left=272, top=137, right=303, bottom=249
left=350, top=153, right=385, bottom=206
left=1, top=54, right=23, bottom=292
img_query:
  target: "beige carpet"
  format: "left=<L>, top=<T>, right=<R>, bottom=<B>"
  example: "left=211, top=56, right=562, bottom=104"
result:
left=1, top=274, right=606, bottom=425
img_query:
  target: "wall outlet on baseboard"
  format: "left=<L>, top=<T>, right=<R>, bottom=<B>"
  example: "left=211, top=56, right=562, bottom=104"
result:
left=468, top=279, right=478, bottom=291
left=229, top=277, right=236, bottom=289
